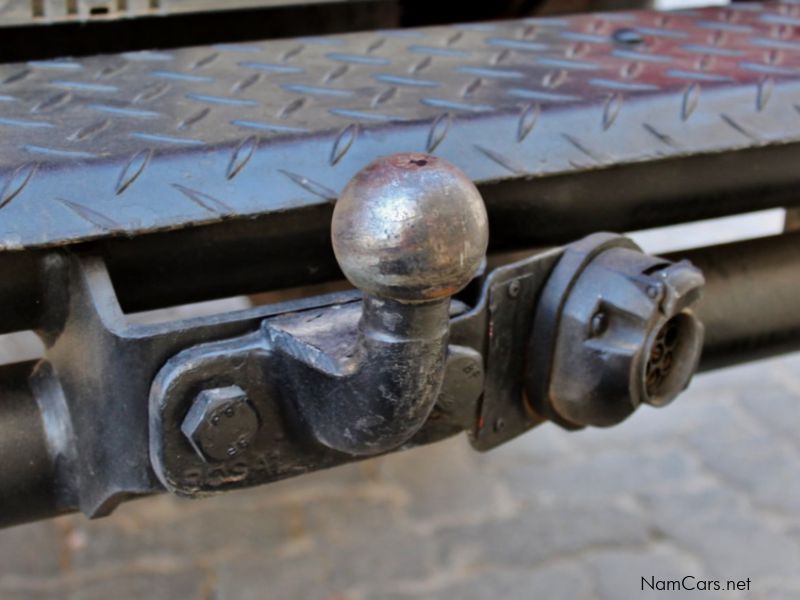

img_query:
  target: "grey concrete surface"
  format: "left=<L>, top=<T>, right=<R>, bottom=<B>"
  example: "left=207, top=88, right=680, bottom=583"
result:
left=0, top=352, right=798, bottom=600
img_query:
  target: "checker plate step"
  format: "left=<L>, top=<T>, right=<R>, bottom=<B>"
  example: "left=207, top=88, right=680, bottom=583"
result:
left=2, top=2, right=800, bottom=250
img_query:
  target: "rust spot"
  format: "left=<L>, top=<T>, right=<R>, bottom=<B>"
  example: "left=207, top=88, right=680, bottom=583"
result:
left=380, top=152, right=439, bottom=171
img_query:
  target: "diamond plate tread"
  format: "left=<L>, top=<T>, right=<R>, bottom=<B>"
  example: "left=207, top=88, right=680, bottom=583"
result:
left=2, top=2, right=800, bottom=250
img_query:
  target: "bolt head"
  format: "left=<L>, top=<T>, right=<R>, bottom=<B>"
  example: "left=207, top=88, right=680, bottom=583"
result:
left=181, top=385, right=260, bottom=462
left=332, top=153, right=489, bottom=302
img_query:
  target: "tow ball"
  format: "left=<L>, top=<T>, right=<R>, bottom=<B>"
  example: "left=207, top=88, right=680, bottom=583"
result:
left=149, top=153, right=704, bottom=497
left=272, top=153, right=489, bottom=455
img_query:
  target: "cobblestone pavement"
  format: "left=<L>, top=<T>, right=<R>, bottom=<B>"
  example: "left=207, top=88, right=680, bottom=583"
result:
left=0, top=350, right=798, bottom=600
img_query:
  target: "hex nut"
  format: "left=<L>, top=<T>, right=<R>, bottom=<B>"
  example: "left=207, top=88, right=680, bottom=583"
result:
left=181, top=385, right=260, bottom=462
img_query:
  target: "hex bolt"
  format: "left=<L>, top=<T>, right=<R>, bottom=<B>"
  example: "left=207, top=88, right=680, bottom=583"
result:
left=180, top=385, right=260, bottom=462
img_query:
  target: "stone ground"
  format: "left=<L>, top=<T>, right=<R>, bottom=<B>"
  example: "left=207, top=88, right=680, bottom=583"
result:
left=0, top=352, right=798, bottom=599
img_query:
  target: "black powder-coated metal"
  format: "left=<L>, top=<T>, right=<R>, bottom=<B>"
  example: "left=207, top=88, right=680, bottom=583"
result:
left=3, top=230, right=799, bottom=526
left=525, top=234, right=705, bottom=429
left=0, top=361, right=62, bottom=527
left=673, top=233, right=800, bottom=371
left=152, top=152, right=489, bottom=492
left=462, top=231, right=800, bottom=451
left=3, top=2, right=800, bottom=529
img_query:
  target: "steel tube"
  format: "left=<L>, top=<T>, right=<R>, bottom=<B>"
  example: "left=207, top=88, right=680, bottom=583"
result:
left=0, top=361, right=69, bottom=528
left=668, top=233, right=800, bottom=371
left=1, top=232, right=798, bottom=526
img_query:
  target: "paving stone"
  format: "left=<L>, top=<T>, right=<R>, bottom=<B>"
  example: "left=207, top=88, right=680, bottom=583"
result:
left=60, top=460, right=403, bottom=570
left=0, top=521, right=64, bottom=577
left=478, top=421, right=581, bottom=467
left=374, top=437, right=513, bottom=525
left=738, top=384, right=800, bottom=451
left=642, top=489, right=800, bottom=581
left=300, top=497, right=438, bottom=589
left=499, top=444, right=706, bottom=507
left=216, top=553, right=348, bottom=600
left=756, top=589, right=800, bottom=600
left=434, top=504, right=649, bottom=570
left=368, top=562, right=593, bottom=600
left=581, top=544, right=717, bottom=600
left=64, top=504, right=290, bottom=570
left=685, top=407, right=800, bottom=515
left=0, top=567, right=208, bottom=600
left=639, top=486, right=746, bottom=521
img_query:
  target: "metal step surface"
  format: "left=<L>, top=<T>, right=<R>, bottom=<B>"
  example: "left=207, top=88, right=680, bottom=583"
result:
left=2, top=2, right=800, bottom=251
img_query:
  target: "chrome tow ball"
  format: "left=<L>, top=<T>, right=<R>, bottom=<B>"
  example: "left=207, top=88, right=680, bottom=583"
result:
left=149, top=153, right=488, bottom=495
left=269, top=153, right=489, bottom=455
left=525, top=233, right=705, bottom=429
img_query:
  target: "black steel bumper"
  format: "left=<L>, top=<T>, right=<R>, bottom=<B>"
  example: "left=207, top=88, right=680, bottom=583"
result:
left=2, top=2, right=800, bottom=527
